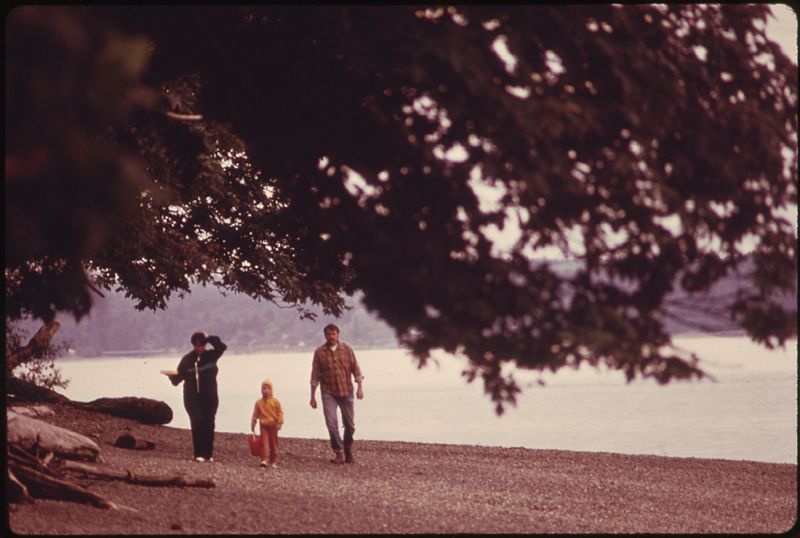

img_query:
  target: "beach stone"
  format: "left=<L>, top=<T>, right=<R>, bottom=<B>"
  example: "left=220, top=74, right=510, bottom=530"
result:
left=7, top=410, right=101, bottom=461
left=114, top=433, right=156, bottom=450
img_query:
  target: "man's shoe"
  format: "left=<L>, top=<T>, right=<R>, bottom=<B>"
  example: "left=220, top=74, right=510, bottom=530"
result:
left=194, top=457, right=206, bottom=463
left=344, top=448, right=354, bottom=464
left=330, top=451, right=345, bottom=464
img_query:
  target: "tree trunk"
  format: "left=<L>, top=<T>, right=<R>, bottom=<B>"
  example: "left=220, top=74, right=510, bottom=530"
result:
left=7, top=321, right=61, bottom=372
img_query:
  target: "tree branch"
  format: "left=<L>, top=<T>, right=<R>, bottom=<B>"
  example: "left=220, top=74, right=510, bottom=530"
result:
left=7, top=321, right=61, bottom=372
left=164, top=111, right=203, bottom=121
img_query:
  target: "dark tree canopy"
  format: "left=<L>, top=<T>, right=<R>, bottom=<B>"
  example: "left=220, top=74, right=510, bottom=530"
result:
left=6, top=5, right=797, bottom=411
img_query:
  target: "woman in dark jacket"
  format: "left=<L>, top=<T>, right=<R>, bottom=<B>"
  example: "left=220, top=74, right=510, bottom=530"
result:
left=169, top=331, right=227, bottom=462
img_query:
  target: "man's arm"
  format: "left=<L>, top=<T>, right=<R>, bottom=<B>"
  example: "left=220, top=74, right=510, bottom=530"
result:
left=355, top=377, right=364, bottom=400
left=350, top=346, right=364, bottom=400
left=310, top=382, right=318, bottom=409
left=310, top=350, right=319, bottom=409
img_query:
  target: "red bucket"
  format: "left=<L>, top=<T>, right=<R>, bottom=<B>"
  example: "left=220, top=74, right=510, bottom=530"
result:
left=247, top=433, right=261, bottom=457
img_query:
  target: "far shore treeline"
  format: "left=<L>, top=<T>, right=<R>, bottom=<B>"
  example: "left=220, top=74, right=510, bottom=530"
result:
left=17, top=258, right=790, bottom=358
left=20, top=287, right=398, bottom=358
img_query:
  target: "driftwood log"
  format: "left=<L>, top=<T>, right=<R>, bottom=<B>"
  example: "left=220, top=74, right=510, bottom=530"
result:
left=74, top=397, right=173, bottom=425
left=7, top=405, right=213, bottom=512
left=8, top=444, right=215, bottom=511
left=9, top=405, right=56, bottom=419
left=7, top=410, right=101, bottom=461
left=7, top=377, right=70, bottom=405
left=8, top=446, right=136, bottom=511
left=60, top=460, right=215, bottom=488
left=9, top=385, right=173, bottom=425
left=10, top=461, right=136, bottom=511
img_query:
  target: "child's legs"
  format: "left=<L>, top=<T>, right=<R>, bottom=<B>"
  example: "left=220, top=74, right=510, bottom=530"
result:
left=267, top=426, right=279, bottom=463
left=260, top=425, right=279, bottom=463
left=258, top=424, right=270, bottom=460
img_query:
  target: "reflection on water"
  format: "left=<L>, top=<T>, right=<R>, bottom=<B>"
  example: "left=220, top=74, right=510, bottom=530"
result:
left=55, top=336, right=797, bottom=464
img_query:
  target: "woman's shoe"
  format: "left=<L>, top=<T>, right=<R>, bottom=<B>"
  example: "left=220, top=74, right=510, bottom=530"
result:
left=260, top=460, right=268, bottom=467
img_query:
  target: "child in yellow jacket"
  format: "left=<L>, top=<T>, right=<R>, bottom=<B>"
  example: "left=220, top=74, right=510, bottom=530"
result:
left=251, top=379, right=284, bottom=468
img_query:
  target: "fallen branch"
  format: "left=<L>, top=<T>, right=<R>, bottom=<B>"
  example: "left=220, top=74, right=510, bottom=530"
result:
left=10, top=461, right=137, bottom=512
left=7, top=469, right=32, bottom=503
left=60, top=460, right=215, bottom=488
left=8, top=447, right=60, bottom=478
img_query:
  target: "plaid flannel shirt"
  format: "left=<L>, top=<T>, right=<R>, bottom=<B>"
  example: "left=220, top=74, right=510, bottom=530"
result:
left=310, top=341, right=363, bottom=397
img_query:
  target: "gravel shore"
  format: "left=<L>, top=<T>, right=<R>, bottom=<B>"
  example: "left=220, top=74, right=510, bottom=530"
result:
left=7, top=403, right=798, bottom=535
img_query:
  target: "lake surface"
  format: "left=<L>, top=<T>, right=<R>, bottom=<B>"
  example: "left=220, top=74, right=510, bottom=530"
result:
left=54, top=335, right=797, bottom=464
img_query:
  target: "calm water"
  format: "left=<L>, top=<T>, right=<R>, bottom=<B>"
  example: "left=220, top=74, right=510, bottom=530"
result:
left=54, top=336, right=797, bottom=464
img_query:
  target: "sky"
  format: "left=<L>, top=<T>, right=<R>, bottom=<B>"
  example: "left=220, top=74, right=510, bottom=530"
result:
left=767, top=3, right=798, bottom=64
left=485, top=4, right=798, bottom=260
left=767, top=3, right=799, bottom=234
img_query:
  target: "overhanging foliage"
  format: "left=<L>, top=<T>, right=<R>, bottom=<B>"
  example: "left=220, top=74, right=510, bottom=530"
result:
left=6, top=6, right=796, bottom=411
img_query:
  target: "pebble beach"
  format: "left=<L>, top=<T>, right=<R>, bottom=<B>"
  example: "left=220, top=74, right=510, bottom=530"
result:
left=6, top=403, right=798, bottom=535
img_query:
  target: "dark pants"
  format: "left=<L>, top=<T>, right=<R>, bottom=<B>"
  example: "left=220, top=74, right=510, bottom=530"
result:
left=184, top=392, right=218, bottom=459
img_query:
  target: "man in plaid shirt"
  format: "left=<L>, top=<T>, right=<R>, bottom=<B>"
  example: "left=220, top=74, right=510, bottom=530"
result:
left=310, top=323, right=364, bottom=464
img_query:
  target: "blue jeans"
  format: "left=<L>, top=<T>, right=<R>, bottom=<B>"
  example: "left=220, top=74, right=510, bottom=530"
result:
left=321, top=391, right=355, bottom=452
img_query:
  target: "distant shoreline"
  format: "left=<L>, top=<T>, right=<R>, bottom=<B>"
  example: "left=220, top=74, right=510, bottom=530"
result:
left=62, top=331, right=770, bottom=360
left=59, top=343, right=398, bottom=360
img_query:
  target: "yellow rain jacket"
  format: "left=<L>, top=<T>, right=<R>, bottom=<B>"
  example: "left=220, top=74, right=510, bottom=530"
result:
left=252, top=381, right=284, bottom=427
